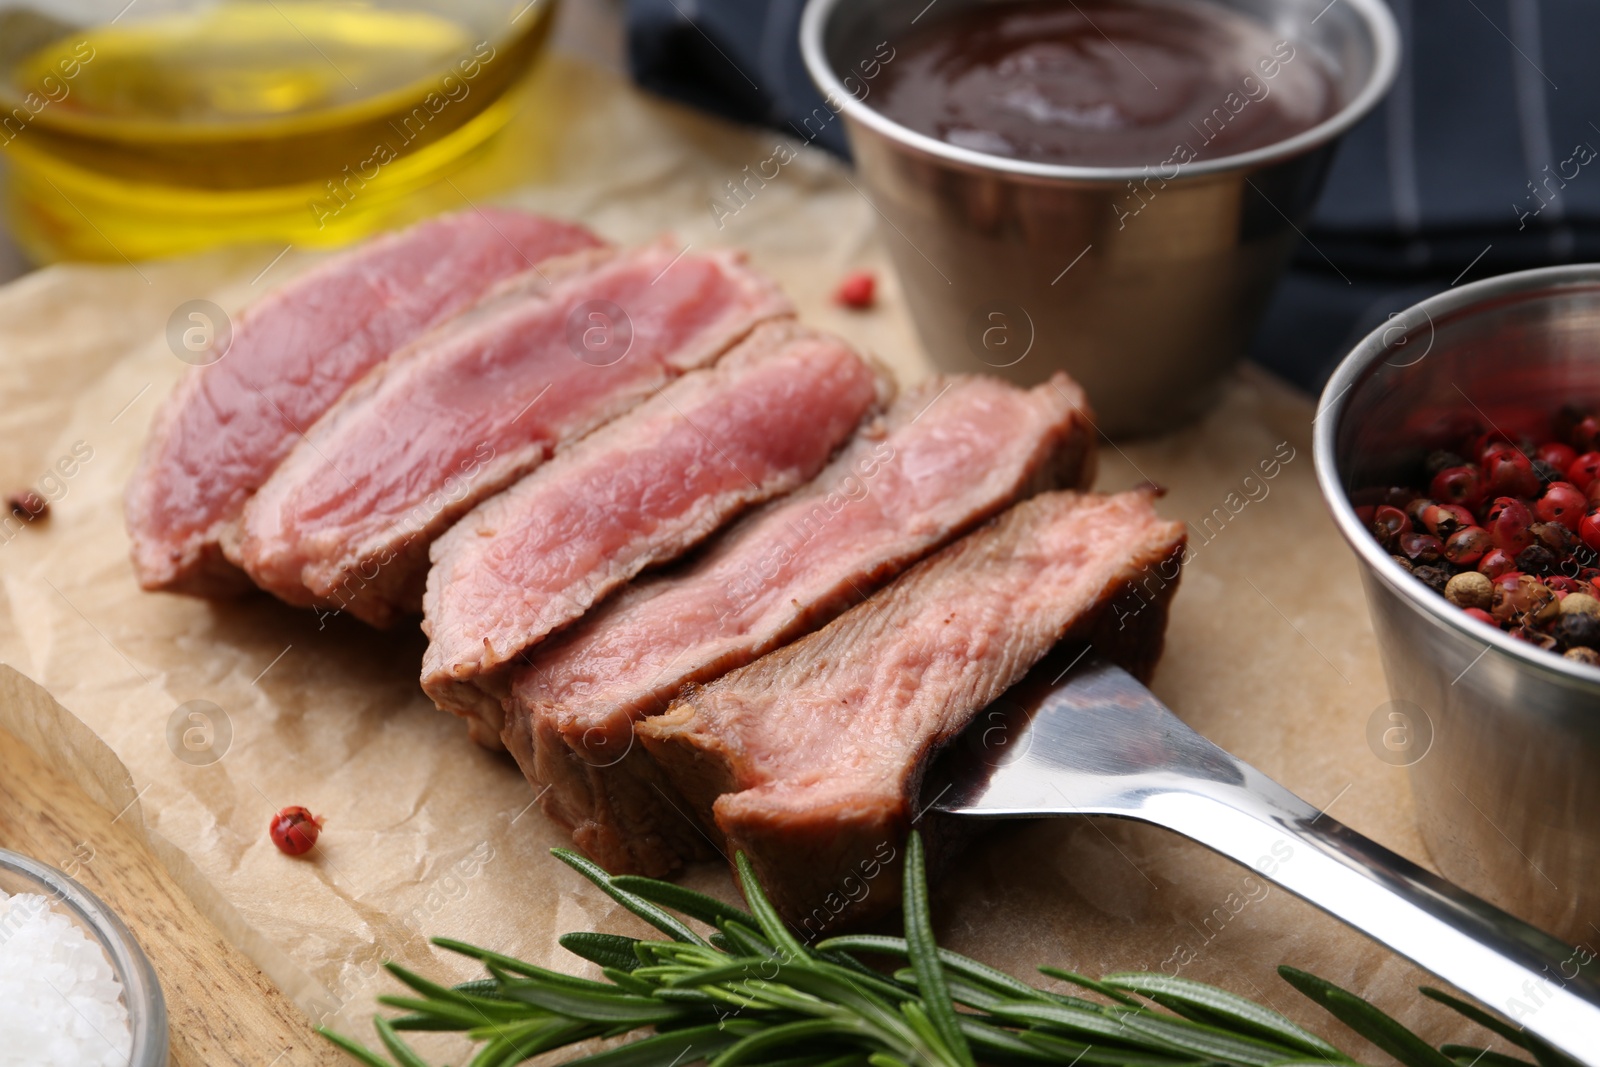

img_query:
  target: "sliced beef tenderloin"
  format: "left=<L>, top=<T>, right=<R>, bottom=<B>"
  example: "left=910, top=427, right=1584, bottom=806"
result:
left=639, top=489, right=1186, bottom=930
left=422, top=321, right=891, bottom=745
left=506, top=374, right=1095, bottom=876
left=231, top=241, right=792, bottom=627
left=124, top=210, right=604, bottom=596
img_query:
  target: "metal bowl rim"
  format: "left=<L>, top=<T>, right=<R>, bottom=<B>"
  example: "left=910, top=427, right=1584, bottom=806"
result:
left=1313, top=262, right=1600, bottom=691
left=798, top=0, right=1401, bottom=184
left=0, top=846, right=169, bottom=1067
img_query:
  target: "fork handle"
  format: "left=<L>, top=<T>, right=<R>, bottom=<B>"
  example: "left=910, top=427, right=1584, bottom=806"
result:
left=1143, top=768, right=1600, bottom=1064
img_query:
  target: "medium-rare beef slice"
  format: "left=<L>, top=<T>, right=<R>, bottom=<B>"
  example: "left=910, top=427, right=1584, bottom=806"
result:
left=231, top=241, right=792, bottom=627
left=506, top=373, right=1096, bottom=876
left=421, top=321, right=891, bottom=745
left=639, top=489, right=1186, bottom=929
left=124, top=210, right=604, bottom=596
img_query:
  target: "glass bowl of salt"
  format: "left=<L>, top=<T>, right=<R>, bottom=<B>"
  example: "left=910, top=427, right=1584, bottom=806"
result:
left=0, top=847, right=167, bottom=1066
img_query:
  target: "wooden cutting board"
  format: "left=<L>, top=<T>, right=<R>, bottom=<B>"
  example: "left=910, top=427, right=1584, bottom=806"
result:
left=0, top=720, right=342, bottom=1066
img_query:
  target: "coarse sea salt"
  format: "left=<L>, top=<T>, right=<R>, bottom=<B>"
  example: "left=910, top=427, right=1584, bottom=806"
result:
left=0, top=887, right=133, bottom=1067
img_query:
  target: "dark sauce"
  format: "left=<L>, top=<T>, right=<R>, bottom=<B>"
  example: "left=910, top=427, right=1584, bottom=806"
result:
left=874, top=0, right=1338, bottom=167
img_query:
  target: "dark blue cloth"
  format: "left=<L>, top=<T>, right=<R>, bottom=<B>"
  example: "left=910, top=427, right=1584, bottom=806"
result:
left=625, top=0, right=1600, bottom=394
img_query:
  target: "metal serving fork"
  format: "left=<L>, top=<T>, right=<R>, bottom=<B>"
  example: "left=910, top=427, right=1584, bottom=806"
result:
left=926, top=654, right=1600, bottom=1063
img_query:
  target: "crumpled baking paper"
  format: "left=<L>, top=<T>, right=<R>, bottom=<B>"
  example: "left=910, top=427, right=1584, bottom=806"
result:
left=0, top=54, right=1490, bottom=1058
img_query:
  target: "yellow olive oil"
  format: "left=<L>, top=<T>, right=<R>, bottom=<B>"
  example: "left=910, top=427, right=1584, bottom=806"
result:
left=0, top=1, right=557, bottom=262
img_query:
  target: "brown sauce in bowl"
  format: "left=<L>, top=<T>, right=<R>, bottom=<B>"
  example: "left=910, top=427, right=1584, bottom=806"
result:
left=874, top=0, right=1338, bottom=167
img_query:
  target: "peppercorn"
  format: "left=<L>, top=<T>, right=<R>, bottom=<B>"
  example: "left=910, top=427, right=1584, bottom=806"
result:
left=1581, top=508, right=1600, bottom=553
left=1484, top=450, right=1540, bottom=498
left=1424, top=450, right=1467, bottom=478
left=6, top=490, right=47, bottom=522
left=1536, top=441, right=1578, bottom=472
left=1568, top=451, right=1600, bottom=492
left=1531, top=583, right=1562, bottom=625
left=1478, top=438, right=1517, bottom=464
left=834, top=270, right=876, bottom=310
left=1554, top=612, right=1600, bottom=650
left=1358, top=408, right=1600, bottom=666
left=269, top=806, right=324, bottom=856
left=1430, top=466, right=1484, bottom=509
left=1574, top=416, right=1600, bottom=452
left=1530, top=521, right=1576, bottom=557
left=1412, top=565, right=1451, bottom=595
left=1492, top=573, right=1557, bottom=625
left=1477, top=548, right=1517, bottom=578
left=1515, top=544, right=1558, bottom=576
left=1400, top=532, right=1445, bottom=563
left=1531, top=459, right=1563, bottom=490
left=1444, top=571, right=1494, bottom=611
left=1515, top=626, right=1559, bottom=651
left=1486, top=497, right=1535, bottom=554
left=1561, top=592, right=1600, bottom=617
left=1371, top=505, right=1410, bottom=549
left=1535, top=482, right=1588, bottom=530
left=1381, top=486, right=1419, bottom=508
left=1444, top=526, right=1494, bottom=565
left=1421, top=503, right=1473, bottom=538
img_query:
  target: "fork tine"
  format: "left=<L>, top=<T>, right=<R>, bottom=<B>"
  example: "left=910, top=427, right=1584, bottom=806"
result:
left=925, top=651, right=1239, bottom=818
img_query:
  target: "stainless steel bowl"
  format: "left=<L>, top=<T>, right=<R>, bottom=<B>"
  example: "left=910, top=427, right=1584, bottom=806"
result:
left=801, top=0, right=1398, bottom=437
left=0, top=847, right=168, bottom=1067
left=1315, top=265, right=1600, bottom=945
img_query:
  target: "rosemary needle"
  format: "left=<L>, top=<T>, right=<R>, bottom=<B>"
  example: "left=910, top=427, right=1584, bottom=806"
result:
left=320, top=832, right=1575, bottom=1067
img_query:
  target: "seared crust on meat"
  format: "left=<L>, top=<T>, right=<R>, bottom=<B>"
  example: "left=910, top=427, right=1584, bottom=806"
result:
left=507, top=373, right=1096, bottom=875
left=640, top=489, right=1186, bottom=927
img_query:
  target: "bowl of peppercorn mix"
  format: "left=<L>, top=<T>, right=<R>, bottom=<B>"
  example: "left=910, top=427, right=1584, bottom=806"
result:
left=1315, top=263, right=1600, bottom=945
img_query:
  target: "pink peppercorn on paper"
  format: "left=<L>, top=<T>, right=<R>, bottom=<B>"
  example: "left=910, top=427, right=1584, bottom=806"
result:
left=0, top=56, right=1494, bottom=1060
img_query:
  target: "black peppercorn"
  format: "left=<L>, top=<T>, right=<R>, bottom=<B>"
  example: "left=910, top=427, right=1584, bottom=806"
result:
left=1530, top=521, right=1576, bottom=557
left=1516, top=544, right=1559, bottom=576
left=1553, top=612, right=1600, bottom=650
left=1412, top=564, right=1451, bottom=594
left=1424, top=450, right=1467, bottom=478
left=1530, top=459, right=1563, bottom=489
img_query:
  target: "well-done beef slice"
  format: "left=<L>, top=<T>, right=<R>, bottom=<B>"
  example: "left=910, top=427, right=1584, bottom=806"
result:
left=124, top=210, right=604, bottom=596
left=231, top=241, right=792, bottom=627
left=639, top=489, right=1186, bottom=929
left=506, top=373, right=1096, bottom=876
left=421, top=321, right=890, bottom=745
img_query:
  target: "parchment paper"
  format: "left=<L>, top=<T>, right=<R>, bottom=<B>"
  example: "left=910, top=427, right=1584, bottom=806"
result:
left=0, top=55, right=1495, bottom=1059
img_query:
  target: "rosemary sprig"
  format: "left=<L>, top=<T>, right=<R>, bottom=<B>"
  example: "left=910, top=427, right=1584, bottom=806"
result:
left=320, top=833, right=1577, bottom=1067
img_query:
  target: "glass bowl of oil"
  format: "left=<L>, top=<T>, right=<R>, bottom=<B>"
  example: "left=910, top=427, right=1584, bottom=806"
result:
left=0, top=0, right=559, bottom=263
